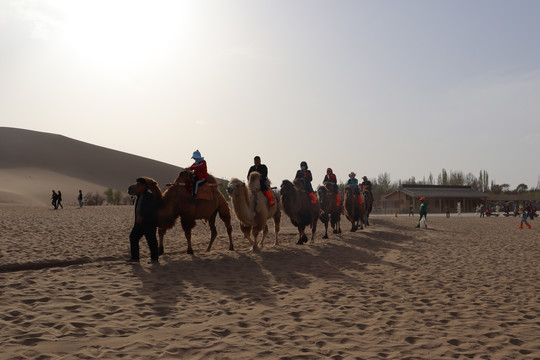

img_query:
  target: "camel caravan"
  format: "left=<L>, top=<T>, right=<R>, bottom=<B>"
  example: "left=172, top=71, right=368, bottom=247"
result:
left=128, top=152, right=374, bottom=255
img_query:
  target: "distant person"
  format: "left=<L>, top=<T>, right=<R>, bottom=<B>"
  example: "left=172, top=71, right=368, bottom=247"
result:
left=295, top=161, right=317, bottom=204
left=323, top=168, right=340, bottom=206
left=409, top=203, right=414, bottom=216
left=416, top=197, right=428, bottom=228
left=57, top=190, right=63, bottom=209
left=479, top=204, right=485, bottom=218
left=128, top=178, right=159, bottom=264
left=529, top=204, right=535, bottom=220
left=445, top=205, right=450, bottom=218
left=189, top=150, right=208, bottom=199
left=51, top=190, right=58, bottom=210
left=519, top=208, right=531, bottom=229
left=78, top=190, right=83, bottom=208
left=247, top=156, right=275, bottom=205
left=346, top=172, right=361, bottom=202
left=457, top=202, right=461, bottom=216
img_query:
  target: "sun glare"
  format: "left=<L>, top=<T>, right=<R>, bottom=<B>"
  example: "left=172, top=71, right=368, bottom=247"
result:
left=58, top=1, right=194, bottom=69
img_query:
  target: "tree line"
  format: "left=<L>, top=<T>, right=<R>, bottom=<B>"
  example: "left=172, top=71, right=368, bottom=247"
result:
left=358, top=169, right=539, bottom=197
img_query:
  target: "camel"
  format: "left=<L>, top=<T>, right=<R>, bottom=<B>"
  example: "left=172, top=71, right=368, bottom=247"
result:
left=128, top=170, right=234, bottom=255
left=343, top=186, right=366, bottom=232
left=226, top=172, right=281, bottom=251
left=280, top=179, right=320, bottom=244
left=363, top=187, right=373, bottom=226
left=317, top=183, right=342, bottom=239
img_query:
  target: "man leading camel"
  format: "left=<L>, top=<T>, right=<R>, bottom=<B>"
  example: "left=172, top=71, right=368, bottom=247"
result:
left=247, top=156, right=275, bottom=205
left=128, top=178, right=159, bottom=264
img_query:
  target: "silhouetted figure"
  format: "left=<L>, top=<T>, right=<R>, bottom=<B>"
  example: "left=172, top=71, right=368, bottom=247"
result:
left=51, top=190, right=58, bottom=210
left=57, top=191, right=63, bottom=209
left=78, top=190, right=83, bottom=208
left=128, top=178, right=159, bottom=264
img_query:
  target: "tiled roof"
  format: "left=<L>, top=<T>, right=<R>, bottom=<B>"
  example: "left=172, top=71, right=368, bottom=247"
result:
left=385, top=185, right=487, bottom=199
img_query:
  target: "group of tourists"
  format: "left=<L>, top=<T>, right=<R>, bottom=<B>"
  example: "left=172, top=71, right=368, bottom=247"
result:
left=51, top=190, right=63, bottom=210
left=128, top=150, right=376, bottom=263
left=50, top=189, right=84, bottom=209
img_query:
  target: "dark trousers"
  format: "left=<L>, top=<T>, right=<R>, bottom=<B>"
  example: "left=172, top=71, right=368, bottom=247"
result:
left=130, top=224, right=159, bottom=261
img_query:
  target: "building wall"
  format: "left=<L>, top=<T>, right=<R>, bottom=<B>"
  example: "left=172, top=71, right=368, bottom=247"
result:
left=382, top=191, right=484, bottom=214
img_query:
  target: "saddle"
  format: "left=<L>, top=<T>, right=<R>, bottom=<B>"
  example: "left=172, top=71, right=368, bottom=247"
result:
left=196, top=183, right=214, bottom=200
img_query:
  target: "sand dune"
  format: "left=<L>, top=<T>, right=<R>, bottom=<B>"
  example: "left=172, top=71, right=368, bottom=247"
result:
left=0, top=127, right=182, bottom=205
left=1, top=206, right=539, bottom=359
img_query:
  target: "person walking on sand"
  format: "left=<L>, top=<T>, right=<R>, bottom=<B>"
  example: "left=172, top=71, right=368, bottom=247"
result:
left=51, top=190, right=58, bottom=210
left=445, top=205, right=450, bottom=218
left=78, top=190, right=83, bottom=208
left=409, top=203, right=414, bottom=216
left=57, top=190, right=63, bottom=209
left=416, top=197, right=428, bottom=228
left=127, top=178, right=159, bottom=264
left=519, top=207, right=532, bottom=229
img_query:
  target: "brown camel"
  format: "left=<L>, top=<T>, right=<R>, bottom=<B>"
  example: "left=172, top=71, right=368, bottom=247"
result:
left=227, top=172, right=281, bottom=251
left=128, top=171, right=233, bottom=255
left=317, top=183, right=341, bottom=239
left=363, top=186, right=373, bottom=226
left=280, top=179, right=320, bottom=244
left=343, top=186, right=366, bottom=232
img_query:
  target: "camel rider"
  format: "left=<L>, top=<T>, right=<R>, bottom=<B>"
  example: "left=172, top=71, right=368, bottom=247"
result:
left=346, top=172, right=362, bottom=204
left=247, top=156, right=275, bottom=206
left=189, top=150, right=208, bottom=198
left=295, top=161, right=317, bottom=204
left=361, top=176, right=373, bottom=202
left=323, top=168, right=340, bottom=206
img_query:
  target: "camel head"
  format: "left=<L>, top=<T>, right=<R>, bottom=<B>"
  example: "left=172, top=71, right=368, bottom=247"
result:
left=317, top=185, right=329, bottom=207
left=226, top=178, right=247, bottom=197
left=127, top=177, right=160, bottom=197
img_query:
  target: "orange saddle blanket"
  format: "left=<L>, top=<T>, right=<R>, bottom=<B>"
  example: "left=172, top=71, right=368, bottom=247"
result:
left=196, top=184, right=214, bottom=200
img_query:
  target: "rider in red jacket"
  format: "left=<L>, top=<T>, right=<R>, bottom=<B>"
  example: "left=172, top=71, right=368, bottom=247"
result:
left=189, top=150, right=207, bottom=196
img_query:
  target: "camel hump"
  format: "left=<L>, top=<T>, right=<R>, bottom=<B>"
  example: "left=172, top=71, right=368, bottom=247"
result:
left=248, top=172, right=261, bottom=190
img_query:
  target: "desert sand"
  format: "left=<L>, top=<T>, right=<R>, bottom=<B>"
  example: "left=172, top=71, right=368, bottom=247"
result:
left=1, top=206, right=539, bottom=359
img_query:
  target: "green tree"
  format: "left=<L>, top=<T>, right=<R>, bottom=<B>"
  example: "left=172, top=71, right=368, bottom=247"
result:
left=515, top=183, right=528, bottom=193
left=113, top=190, right=123, bottom=205
left=104, top=188, right=114, bottom=204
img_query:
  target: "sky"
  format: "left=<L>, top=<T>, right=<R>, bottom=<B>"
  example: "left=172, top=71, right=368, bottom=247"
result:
left=1, top=0, right=539, bottom=189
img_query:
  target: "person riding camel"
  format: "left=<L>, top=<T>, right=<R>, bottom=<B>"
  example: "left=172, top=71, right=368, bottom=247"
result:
left=361, top=176, right=373, bottom=202
left=323, top=168, right=340, bottom=206
left=295, top=161, right=317, bottom=204
left=188, top=150, right=208, bottom=198
left=346, top=172, right=362, bottom=205
left=247, top=156, right=275, bottom=206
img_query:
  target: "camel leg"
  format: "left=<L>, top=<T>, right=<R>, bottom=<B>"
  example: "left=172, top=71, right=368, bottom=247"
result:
left=251, top=228, right=261, bottom=252
left=218, top=204, right=234, bottom=251
left=260, top=224, right=269, bottom=248
left=273, top=213, right=281, bottom=246
left=311, top=217, right=318, bottom=243
left=206, top=211, right=218, bottom=252
left=322, top=220, right=328, bottom=239
left=158, top=227, right=166, bottom=255
left=240, top=224, right=253, bottom=247
left=297, top=225, right=308, bottom=245
left=181, top=217, right=196, bottom=255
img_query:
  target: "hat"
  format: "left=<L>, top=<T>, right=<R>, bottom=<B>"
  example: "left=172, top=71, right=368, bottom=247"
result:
left=327, top=168, right=333, bottom=173
left=362, top=176, right=367, bottom=180
left=349, top=172, right=356, bottom=178
left=191, top=150, right=204, bottom=161
left=419, top=196, right=425, bottom=201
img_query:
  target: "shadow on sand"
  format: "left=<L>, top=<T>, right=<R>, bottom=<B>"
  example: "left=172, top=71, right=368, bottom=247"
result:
left=130, top=217, right=415, bottom=318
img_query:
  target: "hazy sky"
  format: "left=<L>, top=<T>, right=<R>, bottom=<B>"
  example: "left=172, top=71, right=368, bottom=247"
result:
left=1, top=0, right=539, bottom=188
